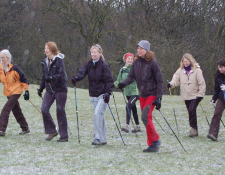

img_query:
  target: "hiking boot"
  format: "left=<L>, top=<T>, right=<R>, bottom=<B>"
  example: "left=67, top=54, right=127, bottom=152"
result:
left=132, top=125, right=141, bottom=133
left=57, top=138, right=68, bottom=142
left=143, top=140, right=160, bottom=152
left=0, top=131, right=5, bottom=136
left=189, top=128, right=198, bottom=138
left=121, top=124, right=129, bottom=133
left=19, top=129, right=30, bottom=135
left=207, top=134, right=218, bottom=142
left=46, top=132, right=58, bottom=141
left=92, top=138, right=102, bottom=145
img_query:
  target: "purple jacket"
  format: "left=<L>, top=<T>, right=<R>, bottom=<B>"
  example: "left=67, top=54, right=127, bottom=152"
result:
left=75, top=57, right=113, bottom=97
left=39, top=53, right=68, bottom=93
left=122, top=57, right=163, bottom=98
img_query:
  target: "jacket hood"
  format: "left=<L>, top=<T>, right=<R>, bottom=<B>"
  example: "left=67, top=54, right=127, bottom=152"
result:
left=44, top=53, right=65, bottom=61
left=194, top=63, right=200, bottom=68
left=53, top=53, right=65, bottom=60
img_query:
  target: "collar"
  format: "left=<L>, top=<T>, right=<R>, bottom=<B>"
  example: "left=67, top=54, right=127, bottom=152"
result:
left=182, top=68, right=194, bottom=74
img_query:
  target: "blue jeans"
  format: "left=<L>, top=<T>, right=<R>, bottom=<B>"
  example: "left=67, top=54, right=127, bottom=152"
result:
left=89, top=94, right=108, bottom=143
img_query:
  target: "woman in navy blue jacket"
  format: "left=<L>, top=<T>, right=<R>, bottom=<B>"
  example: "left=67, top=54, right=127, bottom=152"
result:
left=38, top=41, right=68, bottom=142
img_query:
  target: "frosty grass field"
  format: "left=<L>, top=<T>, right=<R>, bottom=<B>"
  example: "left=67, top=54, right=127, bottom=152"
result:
left=0, top=84, right=225, bottom=175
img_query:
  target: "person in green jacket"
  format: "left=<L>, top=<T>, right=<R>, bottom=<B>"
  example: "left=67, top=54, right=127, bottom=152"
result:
left=114, top=53, right=140, bottom=133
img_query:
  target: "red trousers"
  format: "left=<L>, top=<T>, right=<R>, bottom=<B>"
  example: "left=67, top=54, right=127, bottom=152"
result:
left=139, top=96, right=160, bottom=146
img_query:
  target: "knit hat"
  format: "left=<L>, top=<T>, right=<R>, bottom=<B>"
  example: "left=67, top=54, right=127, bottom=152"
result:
left=137, top=40, right=150, bottom=52
left=123, top=53, right=134, bottom=62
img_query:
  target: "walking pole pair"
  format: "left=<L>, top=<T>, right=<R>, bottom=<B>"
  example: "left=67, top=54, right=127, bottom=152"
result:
left=108, top=103, right=126, bottom=146
left=212, top=105, right=225, bottom=128
left=121, top=91, right=141, bottom=148
left=199, top=102, right=210, bottom=126
left=111, top=91, right=122, bottom=129
left=167, top=80, right=179, bottom=135
left=158, top=110, right=186, bottom=152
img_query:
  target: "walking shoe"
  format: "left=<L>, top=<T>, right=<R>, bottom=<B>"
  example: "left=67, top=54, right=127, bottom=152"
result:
left=91, top=138, right=102, bottom=145
left=132, top=125, right=141, bottom=133
left=143, top=140, right=160, bottom=152
left=19, top=129, right=30, bottom=135
left=207, top=134, right=218, bottom=142
left=121, top=124, right=129, bottom=133
left=189, top=128, right=198, bottom=138
left=102, top=142, right=107, bottom=145
left=0, top=131, right=5, bottom=136
left=46, top=132, right=58, bottom=141
left=57, top=138, right=68, bottom=142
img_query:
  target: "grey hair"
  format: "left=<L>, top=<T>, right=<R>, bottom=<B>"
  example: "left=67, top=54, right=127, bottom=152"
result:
left=0, top=49, right=12, bottom=72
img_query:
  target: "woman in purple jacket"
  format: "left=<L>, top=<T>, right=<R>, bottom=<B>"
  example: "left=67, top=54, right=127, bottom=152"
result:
left=71, top=44, right=114, bottom=145
left=37, top=41, right=68, bottom=142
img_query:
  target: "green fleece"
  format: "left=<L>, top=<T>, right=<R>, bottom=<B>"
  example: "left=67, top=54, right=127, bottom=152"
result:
left=114, top=65, right=139, bottom=96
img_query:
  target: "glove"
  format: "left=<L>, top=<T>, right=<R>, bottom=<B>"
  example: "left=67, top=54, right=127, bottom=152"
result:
left=118, top=82, right=126, bottom=89
left=103, top=93, right=110, bottom=103
left=221, top=84, right=225, bottom=91
left=196, top=96, right=203, bottom=103
left=152, top=98, right=161, bottom=110
left=37, top=89, right=43, bottom=98
left=210, top=100, right=215, bottom=106
left=167, top=82, right=171, bottom=89
left=23, top=91, right=29, bottom=101
left=45, top=76, right=53, bottom=83
left=71, top=76, right=79, bottom=85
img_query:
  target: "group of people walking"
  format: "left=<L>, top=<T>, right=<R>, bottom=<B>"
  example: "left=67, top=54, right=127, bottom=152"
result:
left=0, top=39, right=224, bottom=153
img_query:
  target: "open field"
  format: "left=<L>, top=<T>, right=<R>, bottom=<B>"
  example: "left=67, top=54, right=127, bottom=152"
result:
left=0, top=84, right=225, bottom=175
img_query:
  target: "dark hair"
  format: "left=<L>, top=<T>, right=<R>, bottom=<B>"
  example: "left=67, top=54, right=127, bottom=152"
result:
left=217, top=59, right=225, bottom=67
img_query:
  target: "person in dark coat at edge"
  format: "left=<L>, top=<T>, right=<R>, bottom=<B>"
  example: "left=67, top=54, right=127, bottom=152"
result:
left=0, top=49, right=30, bottom=136
left=118, top=40, right=163, bottom=152
left=37, top=41, right=69, bottom=142
left=207, top=59, right=225, bottom=142
left=71, top=44, right=114, bottom=145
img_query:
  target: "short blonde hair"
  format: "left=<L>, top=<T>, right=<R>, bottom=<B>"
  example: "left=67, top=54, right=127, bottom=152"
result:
left=90, top=44, right=105, bottom=61
left=180, top=53, right=197, bottom=70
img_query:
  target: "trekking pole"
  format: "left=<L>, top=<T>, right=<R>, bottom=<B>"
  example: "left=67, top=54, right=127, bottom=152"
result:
left=167, top=80, right=179, bottom=135
left=74, top=86, right=80, bottom=144
left=212, top=105, right=225, bottom=128
left=199, top=102, right=210, bottom=126
left=28, top=100, right=42, bottom=114
left=159, top=110, right=186, bottom=152
left=112, top=91, right=122, bottom=129
left=108, top=104, right=126, bottom=146
left=48, top=83, right=55, bottom=96
left=121, top=91, right=141, bottom=148
left=152, top=115, right=166, bottom=133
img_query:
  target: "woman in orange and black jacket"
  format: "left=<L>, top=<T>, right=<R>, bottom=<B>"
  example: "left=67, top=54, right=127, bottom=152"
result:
left=0, top=49, right=30, bottom=136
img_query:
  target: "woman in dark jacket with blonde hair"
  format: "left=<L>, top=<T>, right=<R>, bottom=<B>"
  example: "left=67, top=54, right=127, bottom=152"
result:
left=71, top=44, right=114, bottom=145
left=38, top=41, right=68, bottom=142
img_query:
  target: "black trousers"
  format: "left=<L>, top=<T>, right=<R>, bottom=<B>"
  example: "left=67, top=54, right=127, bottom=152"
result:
left=126, top=95, right=139, bottom=125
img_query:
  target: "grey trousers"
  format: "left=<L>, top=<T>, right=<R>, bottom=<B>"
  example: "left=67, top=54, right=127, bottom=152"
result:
left=90, top=94, right=108, bottom=143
